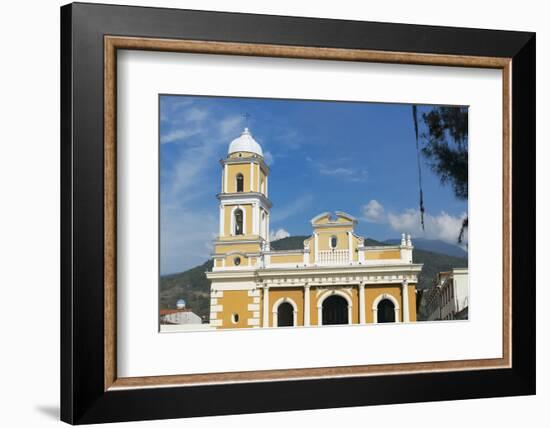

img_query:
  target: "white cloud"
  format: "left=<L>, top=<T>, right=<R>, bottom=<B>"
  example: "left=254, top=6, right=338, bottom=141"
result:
left=307, top=157, right=368, bottom=183
left=161, top=204, right=217, bottom=274
left=263, top=150, right=274, bottom=165
left=161, top=128, right=201, bottom=144
left=181, top=107, right=209, bottom=124
left=171, top=99, right=194, bottom=109
left=270, top=228, right=290, bottom=241
left=387, top=209, right=468, bottom=244
left=362, top=199, right=385, bottom=223
left=360, top=200, right=467, bottom=244
left=219, top=115, right=245, bottom=139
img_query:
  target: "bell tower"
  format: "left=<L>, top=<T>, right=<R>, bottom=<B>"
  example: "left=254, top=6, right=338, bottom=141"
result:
left=213, top=128, right=272, bottom=270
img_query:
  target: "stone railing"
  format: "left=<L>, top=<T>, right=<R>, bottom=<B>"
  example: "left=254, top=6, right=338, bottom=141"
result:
left=317, top=249, right=349, bottom=265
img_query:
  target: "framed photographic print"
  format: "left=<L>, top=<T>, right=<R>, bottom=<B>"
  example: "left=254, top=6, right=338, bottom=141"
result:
left=60, top=2, right=535, bottom=424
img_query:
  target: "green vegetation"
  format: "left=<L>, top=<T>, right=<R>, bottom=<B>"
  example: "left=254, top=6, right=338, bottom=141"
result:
left=160, top=260, right=213, bottom=322
left=160, top=236, right=468, bottom=320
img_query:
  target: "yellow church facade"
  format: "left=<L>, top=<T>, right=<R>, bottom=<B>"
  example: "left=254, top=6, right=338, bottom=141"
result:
left=206, top=128, right=423, bottom=329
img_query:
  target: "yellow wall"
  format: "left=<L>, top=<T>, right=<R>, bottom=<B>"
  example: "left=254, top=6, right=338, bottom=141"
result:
left=268, top=288, right=305, bottom=327
left=226, top=163, right=252, bottom=193
left=365, top=250, right=401, bottom=260
left=217, top=290, right=253, bottom=329
left=313, top=214, right=331, bottom=224
left=222, top=204, right=253, bottom=236
left=270, top=254, right=303, bottom=264
left=363, top=285, right=417, bottom=322
left=316, top=230, right=351, bottom=251
left=309, top=231, right=361, bottom=262
left=408, top=285, right=417, bottom=321
left=215, top=243, right=260, bottom=254
left=335, top=215, right=352, bottom=223
left=213, top=283, right=417, bottom=329
left=309, top=287, right=359, bottom=325
left=224, top=254, right=250, bottom=267
left=226, top=162, right=267, bottom=193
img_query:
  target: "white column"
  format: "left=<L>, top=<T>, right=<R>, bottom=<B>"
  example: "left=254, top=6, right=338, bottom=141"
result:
left=314, top=233, right=319, bottom=262
left=265, top=175, right=269, bottom=197
left=263, top=285, right=269, bottom=328
left=250, top=162, right=254, bottom=192
left=218, top=205, right=224, bottom=236
left=266, top=212, right=270, bottom=243
left=224, top=164, right=228, bottom=193
left=252, top=203, right=260, bottom=235
left=402, top=279, right=410, bottom=323
left=347, top=231, right=353, bottom=263
left=304, top=284, right=310, bottom=326
left=359, top=282, right=366, bottom=324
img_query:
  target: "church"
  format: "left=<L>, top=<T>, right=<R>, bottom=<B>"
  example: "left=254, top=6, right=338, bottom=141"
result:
left=206, top=128, right=423, bottom=329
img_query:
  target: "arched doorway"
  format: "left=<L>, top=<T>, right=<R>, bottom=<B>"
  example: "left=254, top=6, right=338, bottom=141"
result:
left=377, top=299, right=396, bottom=323
left=322, top=295, right=349, bottom=325
left=277, top=302, right=294, bottom=327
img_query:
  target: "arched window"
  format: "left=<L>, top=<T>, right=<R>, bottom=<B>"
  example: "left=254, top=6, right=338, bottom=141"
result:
left=322, top=295, right=348, bottom=325
left=330, top=235, right=338, bottom=249
left=234, top=208, right=244, bottom=235
left=236, top=173, right=244, bottom=192
left=277, top=302, right=294, bottom=327
left=377, top=299, right=396, bottom=323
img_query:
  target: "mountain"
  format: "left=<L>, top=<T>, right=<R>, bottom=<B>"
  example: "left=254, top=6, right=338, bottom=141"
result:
left=383, top=238, right=467, bottom=258
left=160, top=236, right=468, bottom=320
left=160, top=260, right=213, bottom=321
left=270, top=235, right=309, bottom=250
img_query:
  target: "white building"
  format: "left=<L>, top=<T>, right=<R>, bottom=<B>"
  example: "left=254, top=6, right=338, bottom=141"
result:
left=160, top=308, right=202, bottom=325
left=423, top=267, right=469, bottom=321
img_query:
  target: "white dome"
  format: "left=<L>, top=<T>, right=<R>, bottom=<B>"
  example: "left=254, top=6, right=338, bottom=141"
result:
left=228, top=128, right=263, bottom=157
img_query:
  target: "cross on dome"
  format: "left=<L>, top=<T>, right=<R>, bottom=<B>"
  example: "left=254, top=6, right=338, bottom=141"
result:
left=228, top=127, right=264, bottom=157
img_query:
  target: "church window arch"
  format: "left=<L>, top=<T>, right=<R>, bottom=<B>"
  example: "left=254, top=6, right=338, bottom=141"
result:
left=234, top=208, right=244, bottom=235
left=272, top=297, right=298, bottom=327
left=236, top=173, right=244, bottom=192
left=372, top=294, right=400, bottom=323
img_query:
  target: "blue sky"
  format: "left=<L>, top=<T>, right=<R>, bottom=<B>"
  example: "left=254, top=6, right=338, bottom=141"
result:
left=160, top=95, right=468, bottom=275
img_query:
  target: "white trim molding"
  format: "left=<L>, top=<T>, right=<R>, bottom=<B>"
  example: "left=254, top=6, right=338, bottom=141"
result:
left=372, top=293, right=401, bottom=323
left=317, top=289, right=353, bottom=326
left=402, top=279, right=410, bottom=322
left=272, top=297, right=298, bottom=327
left=359, top=282, right=366, bottom=324
left=262, top=285, right=269, bottom=328
left=250, top=161, right=254, bottom=192
left=304, top=283, right=311, bottom=326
